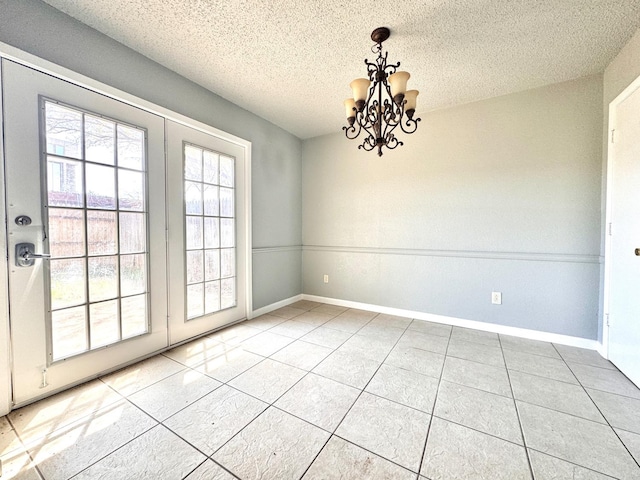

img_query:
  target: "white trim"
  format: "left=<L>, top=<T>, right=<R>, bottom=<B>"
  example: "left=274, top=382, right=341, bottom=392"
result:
left=302, top=294, right=599, bottom=350
left=244, top=143, right=253, bottom=324
left=0, top=60, right=12, bottom=416
left=303, top=245, right=601, bottom=265
left=250, top=294, right=303, bottom=319
left=253, top=245, right=302, bottom=254
left=602, top=72, right=640, bottom=360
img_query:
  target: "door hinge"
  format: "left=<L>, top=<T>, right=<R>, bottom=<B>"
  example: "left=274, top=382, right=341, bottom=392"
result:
left=608, top=223, right=612, bottom=236
left=611, top=129, right=615, bottom=143
left=606, top=313, right=610, bottom=327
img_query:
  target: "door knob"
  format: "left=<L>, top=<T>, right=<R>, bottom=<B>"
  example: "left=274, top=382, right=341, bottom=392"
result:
left=15, top=243, right=51, bottom=267
left=636, top=248, right=640, bottom=256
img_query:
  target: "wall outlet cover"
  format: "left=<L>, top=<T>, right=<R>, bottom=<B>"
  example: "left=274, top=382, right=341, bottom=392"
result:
left=492, top=292, right=502, bottom=305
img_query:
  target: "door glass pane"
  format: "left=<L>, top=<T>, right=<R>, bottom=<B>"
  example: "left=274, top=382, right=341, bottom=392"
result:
left=221, top=249, right=235, bottom=278
left=117, top=124, right=145, bottom=171
left=85, top=115, right=115, bottom=165
left=120, top=212, right=146, bottom=254
left=183, top=143, right=236, bottom=320
left=50, top=259, right=86, bottom=309
left=86, top=164, right=116, bottom=209
left=45, top=103, right=82, bottom=159
left=220, top=187, right=234, bottom=217
left=87, top=210, right=118, bottom=255
left=221, top=218, right=235, bottom=248
left=121, top=254, right=146, bottom=296
left=43, top=101, right=150, bottom=361
left=204, top=217, right=219, bottom=249
left=203, top=185, right=219, bottom=216
left=121, top=294, right=147, bottom=339
left=205, top=281, right=220, bottom=314
left=205, top=250, right=220, bottom=281
left=118, top=170, right=144, bottom=211
left=185, top=145, right=202, bottom=181
left=52, top=306, right=88, bottom=361
left=88, top=256, right=119, bottom=302
left=187, top=284, right=204, bottom=318
left=90, top=301, right=119, bottom=348
left=221, top=278, right=235, bottom=309
left=185, top=182, right=203, bottom=215
left=219, top=155, right=234, bottom=187
left=47, top=157, right=83, bottom=207
left=203, top=151, right=218, bottom=184
left=186, top=216, right=203, bottom=250
left=186, top=250, right=204, bottom=284
left=48, top=208, right=85, bottom=258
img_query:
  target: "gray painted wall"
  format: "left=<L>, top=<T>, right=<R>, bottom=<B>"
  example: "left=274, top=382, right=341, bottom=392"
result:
left=303, top=75, right=603, bottom=339
left=0, top=0, right=303, bottom=309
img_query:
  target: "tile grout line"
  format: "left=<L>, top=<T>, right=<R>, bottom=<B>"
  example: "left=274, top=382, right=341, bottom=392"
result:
left=152, top=307, right=352, bottom=463
left=498, top=334, right=535, bottom=480
left=186, top=303, right=343, bottom=478
left=5, top=415, right=47, bottom=480
left=526, top=447, right=626, bottom=480
left=92, top=349, right=256, bottom=479
left=415, top=324, right=453, bottom=479
left=67, top=423, right=167, bottom=479
left=557, top=345, right=640, bottom=472
left=201, top=308, right=377, bottom=478
left=297, top=313, right=419, bottom=478
left=14, top=380, right=151, bottom=480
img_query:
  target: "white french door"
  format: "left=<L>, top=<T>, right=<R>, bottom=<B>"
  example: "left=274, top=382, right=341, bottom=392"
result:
left=166, top=120, right=248, bottom=345
left=606, top=78, right=640, bottom=388
left=3, top=59, right=168, bottom=405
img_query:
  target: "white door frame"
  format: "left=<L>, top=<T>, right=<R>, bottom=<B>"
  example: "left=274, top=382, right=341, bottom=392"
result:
left=0, top=59, right=12, bottom=416
left=0, top=41, right=252, bottom=415
left=602, top=72, right=640, bottom=359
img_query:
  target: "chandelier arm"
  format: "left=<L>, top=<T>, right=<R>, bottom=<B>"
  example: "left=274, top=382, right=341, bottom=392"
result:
left=385, top=135, right=403, bottom=150
left=359, top=134, right=376, bottom=151
left=381, top=100, right=399, bottom=127
left=343, top=121, right=362, bottom=140
left=364, top=100, right=379, bottom=128
left=383, top=61, right=400, bottom=77
left=399, top=114, right=422, bottom=135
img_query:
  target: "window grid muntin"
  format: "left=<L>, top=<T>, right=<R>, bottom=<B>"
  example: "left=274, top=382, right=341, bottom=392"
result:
left=42, top=99, right=151, bottom=362
left=184, top=142, right=236, bottom=320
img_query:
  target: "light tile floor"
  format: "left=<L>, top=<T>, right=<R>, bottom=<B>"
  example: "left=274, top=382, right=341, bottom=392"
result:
left=2, top=301, right=640, bottom=479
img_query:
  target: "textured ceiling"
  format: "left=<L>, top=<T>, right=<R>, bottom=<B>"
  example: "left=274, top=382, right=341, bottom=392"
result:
left=43, top=0, right=640, bottom=139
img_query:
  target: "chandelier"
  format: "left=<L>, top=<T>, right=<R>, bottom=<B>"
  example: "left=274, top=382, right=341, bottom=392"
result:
left=343, top=27, right=421, bottom=156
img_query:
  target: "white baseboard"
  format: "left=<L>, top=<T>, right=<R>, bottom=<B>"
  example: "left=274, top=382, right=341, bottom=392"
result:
left=302, top=294, right=600, bottom=351
left=250, top=294, right=303, bottom=319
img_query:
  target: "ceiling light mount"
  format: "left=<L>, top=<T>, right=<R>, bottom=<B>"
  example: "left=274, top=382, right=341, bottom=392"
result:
left=370, top=27, right=390, bottom=44
left=343, top=27, right=421, bottom=156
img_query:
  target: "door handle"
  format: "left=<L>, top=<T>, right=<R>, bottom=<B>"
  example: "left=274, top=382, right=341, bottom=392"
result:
left=15, top=243, right=51, bottom=267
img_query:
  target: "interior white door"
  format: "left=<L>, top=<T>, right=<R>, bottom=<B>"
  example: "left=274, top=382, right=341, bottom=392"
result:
left=167, top=120, right=248, bottom=345
left=3, top=59, right=168, bottom=406
left=607, top=80, right=640, bottom=388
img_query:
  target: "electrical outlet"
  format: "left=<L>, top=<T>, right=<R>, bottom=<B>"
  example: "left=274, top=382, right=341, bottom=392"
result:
left=323, top=274, right=329, bottom=284
left=491, top=292, right=502, bottom=305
